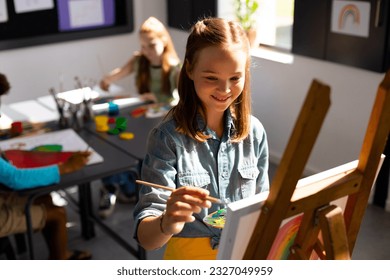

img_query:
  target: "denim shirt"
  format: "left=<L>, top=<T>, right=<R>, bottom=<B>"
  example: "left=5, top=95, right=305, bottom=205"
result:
left=133, top=110, right=269, bottom=248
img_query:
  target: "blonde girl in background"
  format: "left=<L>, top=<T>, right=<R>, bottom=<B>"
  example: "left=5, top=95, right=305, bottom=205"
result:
left=100, top=16, right=181, bottom=104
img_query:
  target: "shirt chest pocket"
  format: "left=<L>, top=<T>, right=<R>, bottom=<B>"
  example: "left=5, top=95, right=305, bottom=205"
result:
left=238, top=165, right=259, bottom=198
left=178, top=171, right=211, bottom=189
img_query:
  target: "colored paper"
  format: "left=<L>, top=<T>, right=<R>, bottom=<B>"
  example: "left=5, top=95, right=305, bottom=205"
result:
left=0, top=128, right=103, bottom=165
left=4, top=149, right=74, bottom=168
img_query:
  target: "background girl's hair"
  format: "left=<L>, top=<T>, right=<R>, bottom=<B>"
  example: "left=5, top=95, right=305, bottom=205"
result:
left=136, top=17, right=180, bottom=96
left=172, top=17, right=252, bottom=142
left=0, top=73, right=11, bottom=96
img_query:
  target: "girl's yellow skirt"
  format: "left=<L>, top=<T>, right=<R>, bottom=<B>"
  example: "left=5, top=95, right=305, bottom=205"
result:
left=164, top=237, right=218, bottom=260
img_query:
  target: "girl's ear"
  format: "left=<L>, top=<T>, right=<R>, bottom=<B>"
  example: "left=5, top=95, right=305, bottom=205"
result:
left=185, top=59, right=193, bottom=80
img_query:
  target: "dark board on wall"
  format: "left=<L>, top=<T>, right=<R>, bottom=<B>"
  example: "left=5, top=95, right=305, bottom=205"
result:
left=167, top=0, right=217, bottom=31
left=0, top=0, right=134, bottom=51
left=292, top=0, right=390, bottom=73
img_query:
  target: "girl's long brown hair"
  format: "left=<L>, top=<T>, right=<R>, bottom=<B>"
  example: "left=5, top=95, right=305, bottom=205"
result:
left=136, top=17, right=179, bottom=96
left=171, top=17, right=251, bottom=142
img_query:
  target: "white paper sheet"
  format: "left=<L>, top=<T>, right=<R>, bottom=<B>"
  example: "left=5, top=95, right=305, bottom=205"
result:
left=2, top=100, right=59, bottom=123
left=14, top=0, right=54, bottom=13
left=36, top=95, right=58, bottom=111
left=69, top=0, right=104, bottom=28
left=0, top=0, right=8, bottom=22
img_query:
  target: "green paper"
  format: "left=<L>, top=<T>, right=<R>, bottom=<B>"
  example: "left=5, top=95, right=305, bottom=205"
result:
left=31, top=144, right=63, bottom=152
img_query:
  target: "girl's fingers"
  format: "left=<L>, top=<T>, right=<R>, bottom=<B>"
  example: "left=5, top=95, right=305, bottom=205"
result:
left=162, top=186, right=213, bottom=233
left=169, top=192, right=210, bottom=211
left=167, top=200, right=203, bottom=214
left=166, top=211, right=196, bottom=224
left=176, top=185, right=209, bottom=195
left=174, top=186, right=210, bottom=200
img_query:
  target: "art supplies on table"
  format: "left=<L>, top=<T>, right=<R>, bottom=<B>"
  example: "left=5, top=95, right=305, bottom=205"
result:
left=145, top=104, right=171, bottom=118
left=107, top=117, right=127, bottom=135
left=203, top=208, right=227, bottom=229
left=130, top=107, right=147, bottom=118
left=119, top=132, right=134, bottom=140
left=0, top=128, right=103, bottom=165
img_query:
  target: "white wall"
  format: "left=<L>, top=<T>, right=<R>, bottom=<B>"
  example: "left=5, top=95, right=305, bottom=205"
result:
left=0, top=0, right=385, bottom=175
left=249, top=55, right=383, bottom=174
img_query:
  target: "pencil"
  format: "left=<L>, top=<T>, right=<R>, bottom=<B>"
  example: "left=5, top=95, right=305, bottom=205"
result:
left=135, top=179, right=222, bottom=204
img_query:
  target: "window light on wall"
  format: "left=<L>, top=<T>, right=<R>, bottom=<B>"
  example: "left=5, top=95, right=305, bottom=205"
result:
left=219, top=0, right=294, bottom=51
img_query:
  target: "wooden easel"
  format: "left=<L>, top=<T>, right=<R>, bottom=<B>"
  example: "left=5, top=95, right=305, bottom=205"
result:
left=244, top=71, right=390, bottom=260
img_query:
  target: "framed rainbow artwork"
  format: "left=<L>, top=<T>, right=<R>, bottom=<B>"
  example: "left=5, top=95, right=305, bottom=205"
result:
left=330, top=0, right=370, bottom=38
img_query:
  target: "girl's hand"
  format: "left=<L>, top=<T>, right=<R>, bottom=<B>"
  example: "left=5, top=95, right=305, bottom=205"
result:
left=58, top=151, right=91, bottom=175
left=99, top=78, right=110, bottom=91
left=161, top=186, right=212, bottom=235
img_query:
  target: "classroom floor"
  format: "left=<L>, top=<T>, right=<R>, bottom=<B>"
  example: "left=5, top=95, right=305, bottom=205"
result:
left=4, top=162, right=390, bottom=260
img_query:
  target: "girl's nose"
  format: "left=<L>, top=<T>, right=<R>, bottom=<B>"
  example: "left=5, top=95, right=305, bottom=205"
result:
left=218, top=80, right=231, bottom=93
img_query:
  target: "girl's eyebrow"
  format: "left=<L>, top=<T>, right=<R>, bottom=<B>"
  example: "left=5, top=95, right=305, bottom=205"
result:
left=201, top=70, right=243, bottom=75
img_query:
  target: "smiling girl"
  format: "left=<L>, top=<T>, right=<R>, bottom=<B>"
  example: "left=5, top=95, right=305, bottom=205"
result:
left=133, top=17, right=269, bottom=259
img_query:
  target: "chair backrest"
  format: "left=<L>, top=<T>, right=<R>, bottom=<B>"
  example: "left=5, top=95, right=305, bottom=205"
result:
left=0, top=236, right=16, bottom=259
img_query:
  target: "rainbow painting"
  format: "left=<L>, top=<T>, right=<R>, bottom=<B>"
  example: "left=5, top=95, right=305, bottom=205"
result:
left=338, top=4, right=360, bottom=29
left=331, top=1, right=370, bottom=38
left=267, top=215, right=303, bottom=260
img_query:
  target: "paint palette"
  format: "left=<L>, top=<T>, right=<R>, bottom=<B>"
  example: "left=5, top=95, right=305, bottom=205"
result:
left=203, top=208, right=227, bottom=229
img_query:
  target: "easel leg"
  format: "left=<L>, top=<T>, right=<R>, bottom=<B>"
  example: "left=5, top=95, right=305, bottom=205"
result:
left=289, top=211, right=321, bottom=260
left=318, top=205, right=350, bottom=260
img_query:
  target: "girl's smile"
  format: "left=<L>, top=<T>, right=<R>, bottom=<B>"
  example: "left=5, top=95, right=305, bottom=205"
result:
left=211, top=94, right=232, bottom=102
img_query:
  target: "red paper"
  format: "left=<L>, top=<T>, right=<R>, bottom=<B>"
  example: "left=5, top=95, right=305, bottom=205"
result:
left=4, top=150, right=74, bottom=168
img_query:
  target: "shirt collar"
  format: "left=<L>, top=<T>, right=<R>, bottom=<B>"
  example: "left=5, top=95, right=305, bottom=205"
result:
left=196, top=110, right=236, bottom=140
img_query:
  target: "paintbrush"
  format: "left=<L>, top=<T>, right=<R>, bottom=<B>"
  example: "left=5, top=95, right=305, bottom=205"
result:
left=49, top=87, right=68, bottom=128
left=135, top=179, right=227, bottom=205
